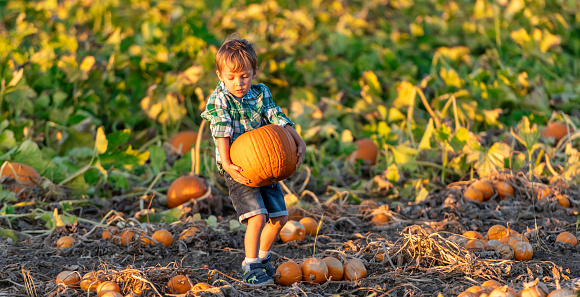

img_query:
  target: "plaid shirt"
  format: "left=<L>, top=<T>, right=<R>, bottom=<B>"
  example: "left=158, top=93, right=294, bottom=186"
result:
left=201, top=81, right=294, bottom=167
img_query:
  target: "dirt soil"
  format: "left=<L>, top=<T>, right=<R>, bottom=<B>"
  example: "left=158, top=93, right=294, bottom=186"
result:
left=1, top=171, right=580, bottom=297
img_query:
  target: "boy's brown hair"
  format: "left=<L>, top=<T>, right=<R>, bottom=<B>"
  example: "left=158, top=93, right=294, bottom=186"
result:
left=215, top=35, right=258, bottom=74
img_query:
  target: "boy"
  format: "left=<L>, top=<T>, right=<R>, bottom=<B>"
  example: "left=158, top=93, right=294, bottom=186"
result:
left=201, top=36, right=306, bottom=286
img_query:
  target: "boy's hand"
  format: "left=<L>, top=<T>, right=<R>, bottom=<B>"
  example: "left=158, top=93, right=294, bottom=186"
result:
left=224, top=163, right=250, bottom=185
left=295, top=142, right=306, bottom=170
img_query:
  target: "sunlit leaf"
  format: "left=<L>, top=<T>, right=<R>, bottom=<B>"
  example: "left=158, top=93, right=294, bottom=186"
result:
left=510, top=28, right=530, bottom=47
left=418, top=118, right=434, bottom=150
left=79, top=56, right=95, bottom=73
left=540, top=30, right=561, bottom=52
left=7, top=68, right=23, bottom=87
left=415, top=187, right=429, bottom=202
left=393, top=81, right=416, bottom=109
left=95, top=127, right=108, bottom=154
left=385, top=164, right=400, bottom=183
left=440, top=68, right=463, bottom=88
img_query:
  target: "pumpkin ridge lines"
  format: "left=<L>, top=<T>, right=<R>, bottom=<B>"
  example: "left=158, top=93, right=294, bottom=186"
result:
left=263, top=126, right=276, bottom=183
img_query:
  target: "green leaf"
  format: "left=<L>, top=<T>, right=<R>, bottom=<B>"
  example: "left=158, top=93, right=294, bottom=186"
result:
left=107, top=129, right=131, bottom=149
left=468, top=142, right=511, bottom=178
left=95, top=127, right=108, bottom=154
left=148, top=145, right=166, bottom=174
left=0, top=227, right=17, bottom=242
left=160, top=208, right=183, bottom=224
left=0, top=202, right=16, bottom=214
left=206, top=215, right=217, bottom=227
left=450, top=128, right=469, bottom=152
left=511, top=116, right=540, bottom=151
left=0, top=130, right=17, bottom=149
left=435, top=124, right=452, bottom=143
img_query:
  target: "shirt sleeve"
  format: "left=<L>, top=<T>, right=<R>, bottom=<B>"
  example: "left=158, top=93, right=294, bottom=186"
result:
left=201, top=91, right=233, bottom=138
left=259, top=84, right=294, bottom=127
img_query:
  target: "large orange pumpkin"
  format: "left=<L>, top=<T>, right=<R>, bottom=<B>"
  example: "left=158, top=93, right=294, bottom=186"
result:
left=166, top=175, right=208, bottom=208
left=347, top=138, right=378, bottom=165
left=168, top=131, right=199, bottom=155
left=301, top=258, right=328, bottom=284
left=230, top=124, right=297, bottom=187
left=0, top=162, right=41, bottom=199
left=276, top=261, right=302, bottom=286
left=322, top=257, right=343, bottom=281
left=343, top=258, right=367, bottom=281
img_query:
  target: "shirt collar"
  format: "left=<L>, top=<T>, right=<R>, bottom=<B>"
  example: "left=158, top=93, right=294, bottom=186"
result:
left=217, top=81, right=256, bottom=101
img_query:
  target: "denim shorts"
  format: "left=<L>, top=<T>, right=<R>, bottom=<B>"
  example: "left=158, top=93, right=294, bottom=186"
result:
left=223, top=171, right=288, bottom=224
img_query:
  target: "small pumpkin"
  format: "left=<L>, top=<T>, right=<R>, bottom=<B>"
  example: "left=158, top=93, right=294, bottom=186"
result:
left=463, top=231, right=483, bottom=240
left=191, top=282, right=213, bottom=292
left=151, top=229, right=174, bottom=247
left=482, top=280, right=502, bottom=290
left=56, top=271, right=81, bottom=288
left=118, top=229, right=138, bottom=246
left=102, top=227, right=120, bottom=239
left=80, top=271, right=101, bottom=292
left=458, top=291, right=480, bottom=297
left=301, top=258, right=328, bottom=284
left=536, top=186, right=551, bottom=200
left=371, top=213, right=390, bottom=225
left=322, top=257, right=343, bottom=281
left=179, top=226, right=201, bottom=240
left=347, top=138, right=379, bottom=165
left=555, top=231, right=578, bottom=246
left=168, top=131, right=199, bottom=155
left=472, top=180, right=494, bottom=200
left=486, top=239, right=502, bottom=250
left=100, top=292, right=123, bottom=297
left=96, top=281, right=121, bottom=296
left=488, top=225, right=508, bottom=241
left=56, top=236, right=76, bottom=248
left=547, top=280, right=574, bottom=297
left=275, top=261, right=302, bottom=286
left=230, top=124, right=298, bottom=187
left=512, top=240, right=533, bottom=261
left=489, top=286, right=517, bottom=297
left=557, top=195, right=570, bottom=208
left=0, top=162, right=41, bottom=199
left=300, top=217, right=319, bottom=236
left=167, top=175, right=208, bottom=208
left=280, top=221, right=306, bottom=242
left=343, top=258, right=366, bottom=281
left=520, top=285, right=547, bottom=297
left=494, top=181, right=514, bottom=198
left=464, top=187, right=484, bottom=202
left=465, top=239, right=485, bottom=251
left=167, top=275, right=192, bottom=294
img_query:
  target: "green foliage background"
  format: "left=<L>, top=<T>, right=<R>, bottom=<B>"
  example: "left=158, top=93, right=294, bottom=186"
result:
left=0, top=0, right=579, bottom=203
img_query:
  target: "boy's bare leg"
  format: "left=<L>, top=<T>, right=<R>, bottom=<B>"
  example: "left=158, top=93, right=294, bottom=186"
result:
left=259, top=216, right=288, bottom=252
left=245, top=214, right=267, bottom=259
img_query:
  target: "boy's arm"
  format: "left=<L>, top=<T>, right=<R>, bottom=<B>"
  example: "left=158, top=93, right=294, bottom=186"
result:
left=217, top=137, right=250, bottom=184
left=283, top=124, right=306, bottom=170
left=259, top=84, right=294, bottom=128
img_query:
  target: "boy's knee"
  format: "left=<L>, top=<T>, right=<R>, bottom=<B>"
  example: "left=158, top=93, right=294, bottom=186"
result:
left=247, top=214, right=267, bottom=226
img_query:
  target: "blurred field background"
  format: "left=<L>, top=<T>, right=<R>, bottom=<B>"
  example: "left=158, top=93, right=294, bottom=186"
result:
left=0, top=0, right=579, bottom=215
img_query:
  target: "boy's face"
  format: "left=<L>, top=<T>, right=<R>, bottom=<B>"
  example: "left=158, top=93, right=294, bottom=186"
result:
left=216, top=65, right=257, bottom=98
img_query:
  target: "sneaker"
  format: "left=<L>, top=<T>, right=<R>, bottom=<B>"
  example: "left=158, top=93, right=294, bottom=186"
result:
left=243, top=263, right=274, bottom=286
left=260, top=254, right=276, bottom=277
